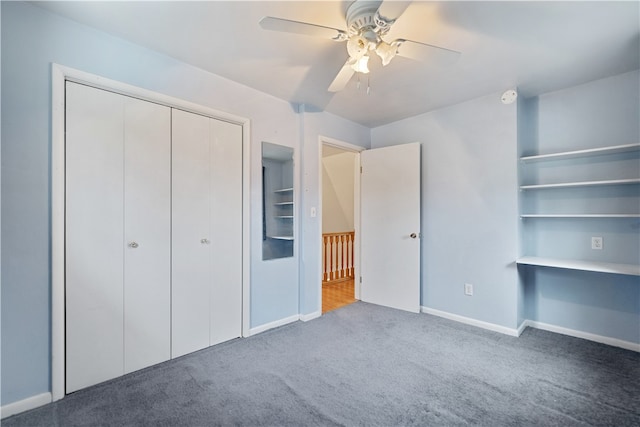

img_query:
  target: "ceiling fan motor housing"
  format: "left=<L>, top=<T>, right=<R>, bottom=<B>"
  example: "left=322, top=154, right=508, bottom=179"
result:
left=346, top=1, right=392, bottom=38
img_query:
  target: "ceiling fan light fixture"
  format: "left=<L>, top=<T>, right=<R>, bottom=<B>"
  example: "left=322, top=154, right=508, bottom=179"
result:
left=375, top=41, right=398, bottom=66
left=347, top=35, right=368, bottom=59
left=351, top=55, right=370, bottom=74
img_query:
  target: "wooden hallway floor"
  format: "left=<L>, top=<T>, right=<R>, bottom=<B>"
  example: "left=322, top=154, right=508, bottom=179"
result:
left=322, top=279, right=357, bottom=313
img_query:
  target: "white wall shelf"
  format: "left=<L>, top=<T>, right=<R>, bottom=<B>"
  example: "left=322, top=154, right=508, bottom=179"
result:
left=274, top=201, right=294, bottom=206
left=520, top=214, right=640, bottom=218
left=269, top=236, right=294, bottom=241
left=516, top=256, right=640, bottom=276
left=520, top=143, right=640, bottom=163
left=520, top=178, right=640, bottom=190
left=274, top=215, right=294, bottom=219
left=519, top=141, right=640, bottom=277
left=274, top=187, right=293, bottom=193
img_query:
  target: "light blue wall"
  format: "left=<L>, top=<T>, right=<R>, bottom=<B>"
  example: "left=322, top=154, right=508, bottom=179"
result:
left=299, top=109, right=370, bottom=316
left=519, top=70, right=640, bottom=343
left=371, top=93, right=520, bottom=329
left=1, top=1, right=300, bottom=405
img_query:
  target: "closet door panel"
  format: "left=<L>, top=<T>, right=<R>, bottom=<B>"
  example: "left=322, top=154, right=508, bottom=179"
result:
left=209, top=119, right=243, bottom=345
left=65, top=82, right=124, bottom=393
left=123, top=99, right=171, bottom=373
left=172, top=109, right=212, bottom=358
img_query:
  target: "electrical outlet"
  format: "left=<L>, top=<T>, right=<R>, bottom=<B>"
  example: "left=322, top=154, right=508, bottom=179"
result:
left=592, top=236, right=603, bottom=250
left=464, top=283, right=473, bottom=296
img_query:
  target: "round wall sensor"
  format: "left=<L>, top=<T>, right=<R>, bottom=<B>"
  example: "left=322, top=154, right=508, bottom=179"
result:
left=501, top=89, right=518, bottom=105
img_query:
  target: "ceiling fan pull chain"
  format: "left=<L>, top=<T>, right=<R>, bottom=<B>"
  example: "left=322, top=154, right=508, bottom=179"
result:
left=367, top=76, right=371, bottom=95
left=357, top=74, right=361, bottom=91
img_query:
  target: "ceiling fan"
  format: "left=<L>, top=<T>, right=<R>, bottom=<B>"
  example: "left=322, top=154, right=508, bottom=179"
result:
left=259, top=0, right=461, bottom=92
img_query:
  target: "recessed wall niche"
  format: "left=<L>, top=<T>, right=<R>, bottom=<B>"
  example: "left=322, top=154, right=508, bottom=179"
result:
left=262, top=142, right=294, bottom=260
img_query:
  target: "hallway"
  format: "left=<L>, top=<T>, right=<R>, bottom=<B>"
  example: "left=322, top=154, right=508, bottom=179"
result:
left=322, top=279, right=356, bottom=313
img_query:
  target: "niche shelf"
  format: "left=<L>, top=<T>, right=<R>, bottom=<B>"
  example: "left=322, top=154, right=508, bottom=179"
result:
left=270, top=187, right=293, bottom=240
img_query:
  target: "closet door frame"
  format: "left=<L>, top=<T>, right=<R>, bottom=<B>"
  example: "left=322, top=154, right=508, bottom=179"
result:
left=51, top=63, right=251, bottom=402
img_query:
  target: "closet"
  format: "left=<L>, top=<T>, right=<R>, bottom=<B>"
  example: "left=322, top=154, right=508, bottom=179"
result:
left=65, top=82, right=242, bottom=393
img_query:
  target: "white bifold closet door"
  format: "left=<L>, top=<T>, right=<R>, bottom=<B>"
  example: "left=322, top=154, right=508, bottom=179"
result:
left=65, top=82, right=171, bottom=393
left=171, top=109, right=242, bottom=358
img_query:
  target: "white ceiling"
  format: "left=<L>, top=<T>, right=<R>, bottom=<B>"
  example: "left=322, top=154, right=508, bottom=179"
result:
left=34, top=1, right=640, bottom=128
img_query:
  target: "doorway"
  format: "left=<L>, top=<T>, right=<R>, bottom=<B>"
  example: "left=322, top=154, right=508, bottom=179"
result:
left=320, top=138, right=362, bottom=313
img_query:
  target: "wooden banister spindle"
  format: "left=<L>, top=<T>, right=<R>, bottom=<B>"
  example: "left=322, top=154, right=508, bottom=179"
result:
left=348, top=232, right=354, bottom=277
left=329, top=235, right=334, bottom=281
left=340, top=234, right=346, bottom=279
left=322, top=235, right=328, bottom=282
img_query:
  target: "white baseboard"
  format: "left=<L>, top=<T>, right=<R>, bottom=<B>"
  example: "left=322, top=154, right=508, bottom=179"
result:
left=421, top=306, right=521, bottom=337
left=300, top=310, right=321, bottom=322
left=523, top=320, right=640, bottom=352
left=420, top=307, right=639, bottom=352
left=1, top=392, right=52, bottom=419
left=248, top=314, right=300, bottom=336
left=516, top=320, right=528, bottom=337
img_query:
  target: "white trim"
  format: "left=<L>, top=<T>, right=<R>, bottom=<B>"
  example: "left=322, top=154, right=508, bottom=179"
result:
left=318, top=136, right=363, bottom=307
left=241, top=98, right=252, bottom=340
left=248, top=314, right=300, bottom=336
left=1, top=392, right=52, bottom=419
left=300, top=310, right=322, bottom=322
left=51, top=63, right=252, bottom=401
left=516, top=320, right=528, bottom=337
left=51, top=64, right=66, bottom=402
left=321, top=136, right=366, bottom=153
left=523, top=320, right=640, bottom=352
left=421, top=307, right=520, bottom=337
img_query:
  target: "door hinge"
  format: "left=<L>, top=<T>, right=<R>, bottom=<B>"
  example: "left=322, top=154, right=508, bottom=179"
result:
left=360, top=166, right=363, bottom=174
left=359, top=276, right=362, bottom=283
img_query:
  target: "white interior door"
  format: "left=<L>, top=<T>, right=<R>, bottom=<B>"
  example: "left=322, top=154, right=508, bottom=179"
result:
left=209, top=119, right=243, bottom=345
left=360, top=143, right=421, bottom=313
left=66, top=82, right=124, bottom=393
left=171, top=109, right=212, bottom=358
left=66, top=82, right=172, bottom=392
left=123, top=98, right=171, bottom=373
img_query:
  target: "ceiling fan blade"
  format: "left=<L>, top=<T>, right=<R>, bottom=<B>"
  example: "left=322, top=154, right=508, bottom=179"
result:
left=259, top=16, right=347, bottom=41
left=394, top=39, right=461, bottom=65
left=376, top=0, right=412, bottom=23
left=328, top=61, right=356, bottom=92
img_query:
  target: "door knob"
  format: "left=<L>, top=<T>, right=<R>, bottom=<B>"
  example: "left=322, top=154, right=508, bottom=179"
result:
left=128, top=241, right=139, bottom=248
left=201, top=238, right=210, bottom=244
left=410, top=233, right=417, bottom=239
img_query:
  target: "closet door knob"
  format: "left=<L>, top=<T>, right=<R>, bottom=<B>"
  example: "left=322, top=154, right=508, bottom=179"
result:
left=410, top=233, right=417, bottom=239
left=201, top=238, right=210, bottom=244
left=128, top=241, right=139, bottom=248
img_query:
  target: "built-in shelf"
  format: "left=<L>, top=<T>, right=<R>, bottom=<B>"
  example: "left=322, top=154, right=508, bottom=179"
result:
left=520, top=143, right=640, bottom=163
left=516, top=256, right=640, bottom=276
left=269, top=236, right=294, bottom=241
left=520, top=214, right=640, bottom=218
left=520, top=178, right=640, bottom=190
left=274, top=187, right=293, bottom=193
left=274, top=201, right=294, bottom=206
left=275, top=215, right=294, bottom=219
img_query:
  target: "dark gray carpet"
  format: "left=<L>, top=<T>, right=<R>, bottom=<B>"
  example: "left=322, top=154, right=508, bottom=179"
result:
left=3, top=302, right=639, bottom=426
